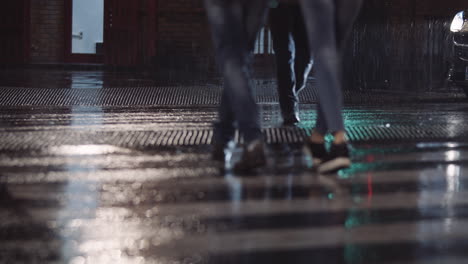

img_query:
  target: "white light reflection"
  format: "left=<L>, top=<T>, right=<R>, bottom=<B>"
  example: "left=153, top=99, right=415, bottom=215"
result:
left=446, top=143, right=459, bottom=148
left=445, top=150, right=461, bottom=162
left=446, top=164, right=461, bottom=192
left=416, top=142, right=461, bottom=149
left=417, top=162, right=462, bottom=239
left=443, top=164, right=461, bottom=233
left=450, top=11, right=465, bottom=32
left=51, top=144, right=132, bottom=156
left=60, top=86, right=104, bottom=261
left=225, top=174, right=243, bottom=213
left=59, top=167, right=99, bottom=261
left=57, top=74, right=176, bottom=263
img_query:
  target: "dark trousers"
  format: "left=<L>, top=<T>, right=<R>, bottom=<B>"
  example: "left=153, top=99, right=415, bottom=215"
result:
left=204, top=0, right=269, bottom=144
left=269, top=4, right=313, bottom=121
left=298, top=0, right=362, bottom=134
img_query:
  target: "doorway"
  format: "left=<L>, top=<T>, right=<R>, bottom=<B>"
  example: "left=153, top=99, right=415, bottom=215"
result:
left=65, top=0, right=158, bottom=66
left=65, top=0, right=104, bottom=63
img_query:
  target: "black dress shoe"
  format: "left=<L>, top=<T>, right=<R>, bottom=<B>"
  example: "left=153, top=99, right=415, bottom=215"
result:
left=233, top=139, right=266, bottom=174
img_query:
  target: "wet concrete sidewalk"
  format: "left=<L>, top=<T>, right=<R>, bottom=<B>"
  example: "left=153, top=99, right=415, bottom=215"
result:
left=1, top=69, right=468, bottom=263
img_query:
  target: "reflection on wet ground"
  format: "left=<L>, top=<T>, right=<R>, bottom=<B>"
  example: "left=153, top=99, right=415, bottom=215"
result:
left=0, top=68, right=223, bottom=88
left=1, top=69, right=468, bottom=263
left=0, top=69, right=159, bottom=88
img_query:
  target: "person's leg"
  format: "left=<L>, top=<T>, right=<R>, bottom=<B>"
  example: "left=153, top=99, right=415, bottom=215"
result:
left=308, top=0, right=362, bottom=143
left=332, top=0, right=362, bottom=145
left=205, top=0, right=238, bottom=161
left=231, top=0, right=271, bottom=173
left=205, top=0, right=263, bottom=144
left=299, top=0, right=344, bottom=135
left=313, top=102, right=347, bottom=144
left=244, top=0, right=270, bottom=51
left=335, top=0, right=363, bottom=54
left=291, top=5, right=313, bottom=96
left=308, top=101, right=349, bottom=172
left=212, top=85, right=236, bottom=161
left=230, top=0, right=268, bottom=143
left=312, top=102, right=326, bottom=142
left=269, top=4, right=299, bottom=124
left=205, top=0, right=269, bottom=172
left=299, top=0, right=350, bottom=172
left=303, top=103, right=327, bottom=165
left=213, top=86, right=235, bottom=143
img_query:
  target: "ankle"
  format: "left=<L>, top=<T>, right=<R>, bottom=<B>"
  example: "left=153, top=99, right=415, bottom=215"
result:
left=332, top=131, right=347, bottom=145
left=310, top=132, right=325, bottom=144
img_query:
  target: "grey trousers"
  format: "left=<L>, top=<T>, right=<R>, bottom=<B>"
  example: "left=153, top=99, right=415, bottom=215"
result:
left=204, top=0, right=269, bottom=144
left=299, top=0, right=362, bottom=134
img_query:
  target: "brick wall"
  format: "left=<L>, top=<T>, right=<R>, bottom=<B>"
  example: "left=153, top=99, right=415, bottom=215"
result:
left=155, top=0, right=215, bottom=76
left=154, top=0, right=277, bottom=78
left=30, top=0, right=64, bottom=63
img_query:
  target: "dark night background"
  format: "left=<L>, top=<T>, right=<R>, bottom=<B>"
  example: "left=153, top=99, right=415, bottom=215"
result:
left=0, top=0, right=467, bottom=91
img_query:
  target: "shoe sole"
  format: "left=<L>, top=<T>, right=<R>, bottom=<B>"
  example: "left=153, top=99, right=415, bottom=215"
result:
left=318, top=158, right=351, bottom=174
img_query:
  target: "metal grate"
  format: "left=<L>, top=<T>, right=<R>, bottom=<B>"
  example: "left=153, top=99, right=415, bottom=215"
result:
left=1, top=85, right=464, bottom=107
left=1, top=125, right=468, bottom=151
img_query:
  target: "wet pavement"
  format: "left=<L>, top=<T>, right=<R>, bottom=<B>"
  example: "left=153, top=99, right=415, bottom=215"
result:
left=1, top=69, right=468, bottom=263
